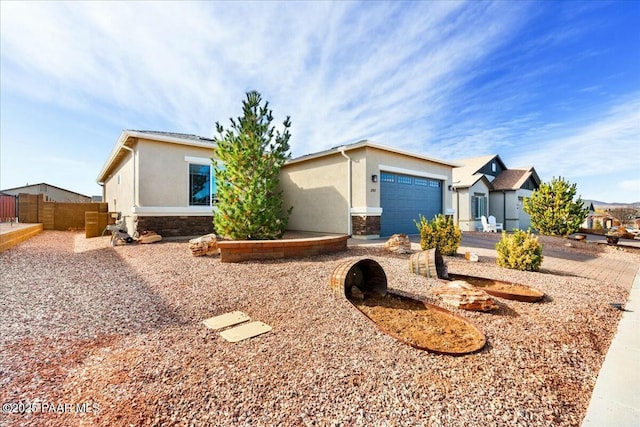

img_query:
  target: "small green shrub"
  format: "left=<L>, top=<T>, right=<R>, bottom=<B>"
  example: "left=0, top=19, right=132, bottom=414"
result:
left=593, top=220, right=603, bottom=230
left=415, top=214, right=462, bottom=256
left=495, top=229, right=544, bottom=271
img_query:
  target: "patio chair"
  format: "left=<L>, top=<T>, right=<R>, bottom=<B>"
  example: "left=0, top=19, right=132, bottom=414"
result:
left=481, top=216, right=494, bottom=232
left=488, top=215, right=503, bottom=232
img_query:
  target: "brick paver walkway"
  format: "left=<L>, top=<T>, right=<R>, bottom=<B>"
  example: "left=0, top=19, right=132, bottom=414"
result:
left=459, top=232, right=640, bottom=289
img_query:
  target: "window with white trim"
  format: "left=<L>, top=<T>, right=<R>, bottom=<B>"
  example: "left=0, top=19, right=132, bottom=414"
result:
left=472, top=193, right=487, bottom=219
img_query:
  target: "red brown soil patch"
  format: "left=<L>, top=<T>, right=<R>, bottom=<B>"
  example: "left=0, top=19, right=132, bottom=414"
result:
left=448, top=273, right=545, bottom=302
left=350, top=291, right=486, bottom=355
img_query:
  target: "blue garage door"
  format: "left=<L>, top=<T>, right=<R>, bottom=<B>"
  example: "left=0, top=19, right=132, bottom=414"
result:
left=380, top=172, right=443, bottom=237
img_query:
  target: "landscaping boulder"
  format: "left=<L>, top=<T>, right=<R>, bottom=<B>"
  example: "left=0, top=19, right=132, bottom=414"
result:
left=189, top=233, right=218, bottom=256
left=432, top=280, right=498, bottom=312
left=384, top=234, right=412, bottom=254
left=138, top=230, right=162, bottom=244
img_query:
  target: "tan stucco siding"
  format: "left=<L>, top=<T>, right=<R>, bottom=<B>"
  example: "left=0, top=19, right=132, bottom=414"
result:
left=280, top=154, right=348, bottom=234
left=454, top=188, right=472, bottom=231
left=104, top=151, right=135, bottom=219
left=343, top=147, right=367, bottom=209
left=136, top=139, right=216, bottom=207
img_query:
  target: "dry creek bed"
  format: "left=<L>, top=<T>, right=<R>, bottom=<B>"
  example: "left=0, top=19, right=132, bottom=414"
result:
left=0, top=231, right=639, bottom=426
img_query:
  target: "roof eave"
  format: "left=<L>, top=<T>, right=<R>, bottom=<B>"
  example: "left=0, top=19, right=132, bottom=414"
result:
left=96, top=130, right=131, bottom=184
left=285, top=140, right=459, bottom=168
left=96, top=130, right=217, bottom=184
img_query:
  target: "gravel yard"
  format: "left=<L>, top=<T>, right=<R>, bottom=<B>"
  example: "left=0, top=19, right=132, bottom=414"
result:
left=1, top=231, right=638, bottom=426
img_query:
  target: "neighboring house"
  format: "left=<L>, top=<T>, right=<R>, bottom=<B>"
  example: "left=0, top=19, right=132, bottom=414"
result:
left=280, top=140, right=456, bottom=238
left=452, top=155, right=540, bottom=231
left=98, top=132, right=457, bottom=238
left=581, top=202, right=596, bottom=229
left=0, top=183, right=91, bottom=203
left=588, top=211, right=614, bottom=229
left=97, top=130, right=219, bottom=237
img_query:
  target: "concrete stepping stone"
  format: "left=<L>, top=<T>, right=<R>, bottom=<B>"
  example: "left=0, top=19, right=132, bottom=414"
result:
left=202, top=311, right=250, bottom=330
left=219, top=321, right=272, bottom=343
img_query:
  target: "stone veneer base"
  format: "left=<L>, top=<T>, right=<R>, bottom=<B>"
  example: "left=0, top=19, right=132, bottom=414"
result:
left=136, top=216, right=214, bottom=238
left=351, top=215, right=381, bottom=236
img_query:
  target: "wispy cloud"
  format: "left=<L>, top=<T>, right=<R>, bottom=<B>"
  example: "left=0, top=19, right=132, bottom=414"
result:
left=1, top=1, right=530, bottom=152
left=508, top=94, right=640, bottom=179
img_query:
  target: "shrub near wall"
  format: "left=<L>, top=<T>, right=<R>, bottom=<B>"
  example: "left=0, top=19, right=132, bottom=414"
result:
left=496, top=229, right=544, bottom=271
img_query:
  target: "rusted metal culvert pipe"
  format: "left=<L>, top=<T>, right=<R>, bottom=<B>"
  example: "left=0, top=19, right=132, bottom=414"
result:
left=330, top=258, right=388, bottom=298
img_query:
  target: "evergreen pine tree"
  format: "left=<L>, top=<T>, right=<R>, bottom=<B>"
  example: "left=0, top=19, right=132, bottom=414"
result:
left=213, top=91, right=293, bottom=239
left=523, top=177, right=589, bottom=236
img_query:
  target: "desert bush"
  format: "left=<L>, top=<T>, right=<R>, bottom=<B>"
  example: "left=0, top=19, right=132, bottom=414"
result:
left=523, top=177, right=588, bottom=236
left=495, top=229, right=544, bottom=271
left=415, top=214, right=462, bottom=256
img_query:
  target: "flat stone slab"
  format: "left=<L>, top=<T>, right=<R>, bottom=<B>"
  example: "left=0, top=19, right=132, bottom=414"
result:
left=202, top=311, right=250, bottom=330
left=219, top=321, right=272, bottom=343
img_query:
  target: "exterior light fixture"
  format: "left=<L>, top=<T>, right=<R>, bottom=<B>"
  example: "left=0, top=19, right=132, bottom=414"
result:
left=372, top=174, right=378, bottom=183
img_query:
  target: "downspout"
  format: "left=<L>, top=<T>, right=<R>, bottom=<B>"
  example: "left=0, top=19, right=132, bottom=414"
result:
left=503, top=191, right=507, bottom=231
left=450, top=180, right=460, bottom=228
left=121, top=145, right=137, bottom=207
left=339, top=147, right=352, bottom=236
left=98, top=182, right=105, bottom=205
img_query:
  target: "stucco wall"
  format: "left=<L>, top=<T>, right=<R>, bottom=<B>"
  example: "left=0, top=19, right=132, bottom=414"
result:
left=104, top=150, right=135, bottom=228
left=137, top=139, right=216, bottom=207
left=280, top=153, right=348, bottom=234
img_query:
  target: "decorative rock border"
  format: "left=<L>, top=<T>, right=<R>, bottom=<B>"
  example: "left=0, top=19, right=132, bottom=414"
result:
left=216, top=234, right=348, bottom=262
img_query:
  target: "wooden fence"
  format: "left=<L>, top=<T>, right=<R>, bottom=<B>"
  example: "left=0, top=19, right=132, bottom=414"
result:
left=0, top=194, right=18, bottom=222
left=18, top=193, right=111, bottom=231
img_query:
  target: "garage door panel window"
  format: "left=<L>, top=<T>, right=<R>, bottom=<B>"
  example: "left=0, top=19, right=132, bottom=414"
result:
left=381, top=173, right=395, bottom=183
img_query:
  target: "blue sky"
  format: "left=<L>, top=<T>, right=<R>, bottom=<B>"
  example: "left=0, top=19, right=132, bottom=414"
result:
left=1, top=1, right=639, bottom=203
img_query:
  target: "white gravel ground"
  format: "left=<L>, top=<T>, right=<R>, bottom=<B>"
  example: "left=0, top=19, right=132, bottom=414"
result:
left=1, top=231, right=638, bottom=426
